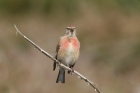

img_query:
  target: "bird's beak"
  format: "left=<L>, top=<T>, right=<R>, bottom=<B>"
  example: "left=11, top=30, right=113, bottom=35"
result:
left=70, top=29, right=74, bottom=32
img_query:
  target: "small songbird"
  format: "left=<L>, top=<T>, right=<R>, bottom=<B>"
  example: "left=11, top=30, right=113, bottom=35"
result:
left=53, top=26, right=80, bottom=83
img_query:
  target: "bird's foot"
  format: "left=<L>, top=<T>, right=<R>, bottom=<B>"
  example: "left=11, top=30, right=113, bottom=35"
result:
left=68, top=67, right=74, bottom=75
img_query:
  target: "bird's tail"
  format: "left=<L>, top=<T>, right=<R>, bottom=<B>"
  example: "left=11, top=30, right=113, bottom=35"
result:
left=56, top=70, right=65, bottom=83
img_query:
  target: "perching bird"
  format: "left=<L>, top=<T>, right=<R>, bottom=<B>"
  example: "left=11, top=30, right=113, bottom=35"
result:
left=53, top=26, right=80, bottom=83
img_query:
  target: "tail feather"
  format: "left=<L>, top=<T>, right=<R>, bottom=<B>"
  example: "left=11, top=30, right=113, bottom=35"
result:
left=56, top=70, right=65, bottom=83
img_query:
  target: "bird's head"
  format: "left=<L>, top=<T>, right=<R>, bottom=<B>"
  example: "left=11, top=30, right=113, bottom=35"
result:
left=65, top=26, right=76, bottom=37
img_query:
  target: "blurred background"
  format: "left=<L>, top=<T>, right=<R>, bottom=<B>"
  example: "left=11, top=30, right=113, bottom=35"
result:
left=0, top=0, right=140, bottom=93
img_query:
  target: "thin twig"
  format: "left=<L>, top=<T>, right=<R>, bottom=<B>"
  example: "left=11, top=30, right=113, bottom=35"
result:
left=14, top=25, right=102, bottom=93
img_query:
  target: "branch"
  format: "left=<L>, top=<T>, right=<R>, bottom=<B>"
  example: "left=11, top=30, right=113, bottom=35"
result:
left=14, top=25, right=103, bottom=93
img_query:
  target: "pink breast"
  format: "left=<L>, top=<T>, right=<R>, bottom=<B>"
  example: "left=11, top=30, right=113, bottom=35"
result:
left=61, top=37, right=80, bottom=50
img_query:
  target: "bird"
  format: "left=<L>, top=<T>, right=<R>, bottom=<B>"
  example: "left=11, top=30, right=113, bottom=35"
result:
left=53, top=26, right=80, bottom=83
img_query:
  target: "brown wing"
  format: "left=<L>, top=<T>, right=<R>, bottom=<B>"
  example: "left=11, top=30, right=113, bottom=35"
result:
left=53, top=38, right=61, bottom=71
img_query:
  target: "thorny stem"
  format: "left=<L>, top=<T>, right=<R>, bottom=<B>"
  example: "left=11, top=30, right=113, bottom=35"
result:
left=14, top=25, right=103, bottom=93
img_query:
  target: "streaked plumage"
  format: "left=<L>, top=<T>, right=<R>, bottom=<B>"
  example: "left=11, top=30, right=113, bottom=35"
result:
left=53, top=26, right=80, bottom=83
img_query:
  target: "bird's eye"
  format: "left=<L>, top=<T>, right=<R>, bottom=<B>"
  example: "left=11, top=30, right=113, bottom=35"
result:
left=66, top=28, right=70, bottom=30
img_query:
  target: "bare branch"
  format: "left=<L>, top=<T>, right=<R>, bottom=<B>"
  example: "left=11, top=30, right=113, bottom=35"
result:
left=14, top=25, right=103, bottom=93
